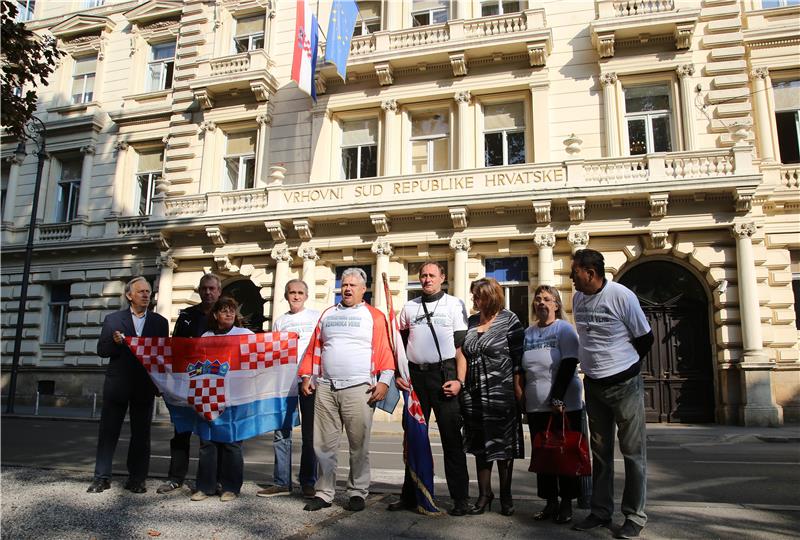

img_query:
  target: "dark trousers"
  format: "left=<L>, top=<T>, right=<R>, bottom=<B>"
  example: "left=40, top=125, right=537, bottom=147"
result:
left=298, top=389, right=317, bottom=487
left=197, top=439, right=244, bottom=494
left=400, top=364, right=469, bottom=503
left=167, top=429, right=192, bottom=483
left=527, top=410, right=583, bottom=500
left=93, top=374, right=154, bottom=483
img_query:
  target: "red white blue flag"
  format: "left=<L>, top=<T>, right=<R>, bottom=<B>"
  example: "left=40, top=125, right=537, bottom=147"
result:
left=126, top=333, right=299, bottom=443
left=291, top=0, right=319, bottom=100
left=382, top=273, right=440, bottom=514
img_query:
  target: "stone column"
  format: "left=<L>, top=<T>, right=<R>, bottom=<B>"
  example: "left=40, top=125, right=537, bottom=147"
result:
left=455, top=90, right=471, bottom=169
left=198, top=121, right=217, bottom=193
left=455, top=0, right=469, bottom=19
left=567, top=230, right=590, bottom=254
left=449, top=236, right=471, bottom=304
left=255, top=112, right=272, bottom=188
left=386, top=0, right=402, bottom=31
left=529, top=81, right=550, bottom=162
left=676, top=64, right=697, bottom=151
left=2, top=153, right=25, bottom=225
left=600, top=72, right=620, bottom=157
left=109, top=141, right=129, bottom=217
left=271, top=243, right=293, bottom=322
left=298, top=245, right=319, bottom=307
left=371, top=239, right=393, bottom=313
left=155, top=254, right=177, bottom=317
left=534, top=232, right=556, bottom=286
left=750, top=67, right=775, bottom=163
left=732, top=222, right=782, bottom=426
left=381, top=99, right=399, bottom=176
left=76, top=143, right=96, bottom=220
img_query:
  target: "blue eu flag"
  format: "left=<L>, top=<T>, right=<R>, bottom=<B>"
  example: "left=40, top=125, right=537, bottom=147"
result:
left=324, top=0, right=359, bottom=80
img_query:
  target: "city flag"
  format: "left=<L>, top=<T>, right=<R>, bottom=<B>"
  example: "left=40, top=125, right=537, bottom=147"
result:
left=126, top=333, right=300, bottom=443
left=381, top=273, right=440, bottom=514
left=324, top=0, right=359, bottom=80
left=291, top=0, right=319, bottom=100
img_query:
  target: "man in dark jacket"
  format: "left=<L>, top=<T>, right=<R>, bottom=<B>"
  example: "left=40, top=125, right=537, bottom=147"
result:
left=87, top=276, right=169, bottom=494
left=156, top=273, right=222, bottom=494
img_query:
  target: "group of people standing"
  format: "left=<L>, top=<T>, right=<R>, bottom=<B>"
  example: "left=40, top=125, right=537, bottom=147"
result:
left=85, top=248, right=653, bottom=539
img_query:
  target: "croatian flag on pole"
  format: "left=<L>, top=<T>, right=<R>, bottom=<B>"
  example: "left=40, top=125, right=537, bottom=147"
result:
left=126, top=333, right=299, bottom=443
left=291, top=0, right=319, bottom=101
left=382, top=273, right=440, bottom=514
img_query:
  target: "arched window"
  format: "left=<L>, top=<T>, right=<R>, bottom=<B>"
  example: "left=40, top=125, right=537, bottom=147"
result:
left=222, top=280, right=265, bottom=333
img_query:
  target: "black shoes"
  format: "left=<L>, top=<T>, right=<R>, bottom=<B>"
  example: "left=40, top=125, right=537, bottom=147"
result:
left=468, top=493, right=494, bottom=515
left=156, top=480, right=182, bottom=494
left=124, top=480, right=147, bottom=494
left=387, top=499, right=416, bottom=512
left=304, top=497, right=332, bottom=511
left=573, top=513, right=612, bottom=531
left=555, top=499, right=573, bottom=524
left=499, top=497, right=514, bottom=516
left=614, top=519, right=644, bottom=539
left=534, top=499, right=559, bottom=521
left=347, top=496, right=366, bottom=512
left=447, top=499, right=470, bottom=517
left=86, top=479, right=110, bottom=493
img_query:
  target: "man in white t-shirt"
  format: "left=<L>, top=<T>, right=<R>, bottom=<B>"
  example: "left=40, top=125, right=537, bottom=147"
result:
left=298, top=268, right=395, bottom=513
left=570, top=249, right=654, bottom=540
left=390, top=261, right=470, bottom=516
left=257, top=279, right=320, bottom=499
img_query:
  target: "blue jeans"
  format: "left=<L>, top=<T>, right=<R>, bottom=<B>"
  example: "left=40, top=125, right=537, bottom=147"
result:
left=273, top=387, right=317, bottom=488
left=585, top=375, right=647, bottom=527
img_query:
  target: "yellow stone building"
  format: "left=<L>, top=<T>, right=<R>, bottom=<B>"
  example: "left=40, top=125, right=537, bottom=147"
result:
left=1, top=0, right=798, bottom=425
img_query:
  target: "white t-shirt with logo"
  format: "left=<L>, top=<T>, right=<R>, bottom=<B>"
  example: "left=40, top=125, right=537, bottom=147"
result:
left=573, top=280, right=651, bottom=379
left=522, top=319, right=582, bottom=412
left=398, top=293, right=468, bottom=364
left=273, top=308, right=320, bottom=359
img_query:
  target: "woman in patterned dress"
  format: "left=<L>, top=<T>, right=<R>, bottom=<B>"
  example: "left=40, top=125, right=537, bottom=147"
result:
left=460, top=277, right=525, bottom=516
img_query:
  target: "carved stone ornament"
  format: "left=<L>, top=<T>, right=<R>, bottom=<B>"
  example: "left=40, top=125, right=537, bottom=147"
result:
left=293, top=219, right=313, bottom=241
left=315, top=74, right=327, bottom=95
left=649, top=231, right=669, bottom=250
left=375, top=63, right=394, bottom=86
left=214, top=255, right=240, bottom=275
left=732, top=221, right=757, bottom=239
left=600, top=72, right=618, bottom=86
left=205, top=225, right=226, bottom=246
left=113, top=140, right=129, bottom=152
left=381, top=99, right=398, bottom=113
left=674, top=23, right=694, bottom=50
left=264, top=220, right=286, bottom=241
left=156, top=254, right=177, bottom=270
left=250, top=81, right=270, bottom=102
left=449, top=207, right=468, bottom=229
left=370, top=213, right=390, bottom=234
left=533, top=201, right=551, bottom=224
left=676, top=64, right=695, bottom=79
left=568, top=199, right=585, bottom=221
left=534, top=232, right=556, bottom=249
left=449, top=236, right=471, bottom=252
left=371, top=239, right=393, bottom=257
left=198, top=120, right=217, bottom=134
left=454, top=90, right=471, bottom=105
left=735, top=187, right=756, bottom=213
left=450, top=52, right=468, bottom=76
left=271, top=243, right=293, bottom=263
left=564, top=133, right=583, bottom=155
left=298, top=245, right=319, bottom=261
left=750, top=67, right=769, bottom=80
left=257, top=112, right=272, bottom=127
left=567, top=230, right=589, bottom=250
left=194, top=89, right=215, bottom=109
left=649, top=193, right=669, bottom=218
left=596, top=32, right=615, bottom=58
left=6, top=153, right=24, bottom=166
left=80, top=144, right=96, bottom=156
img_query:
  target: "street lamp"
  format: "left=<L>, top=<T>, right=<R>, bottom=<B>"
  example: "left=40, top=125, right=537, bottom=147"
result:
left=6, top=116, right=47, bottom=414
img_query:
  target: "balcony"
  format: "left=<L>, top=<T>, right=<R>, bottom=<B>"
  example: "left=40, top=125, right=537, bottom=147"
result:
left=318, top=9, right=552, bottom=86
left=590, top=0, right=700, bottom=58
left=189, top=49, right=278, bottom=108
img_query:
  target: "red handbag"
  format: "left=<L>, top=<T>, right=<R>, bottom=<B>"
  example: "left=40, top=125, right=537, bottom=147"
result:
left=529, top=413, right=592, bottom=476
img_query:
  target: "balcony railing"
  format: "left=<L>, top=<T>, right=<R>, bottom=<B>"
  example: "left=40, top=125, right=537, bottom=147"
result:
left=780, top=165, right=799, bottom=189
left=190, top=50, right=277, bottom=107
left=38, top=223, right=72, bottom=242
left=603, top=0, right=675, bottom=18
left=118, top=216, right=148, bottom=236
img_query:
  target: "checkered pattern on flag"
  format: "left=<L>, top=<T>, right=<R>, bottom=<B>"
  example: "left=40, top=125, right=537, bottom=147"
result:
left=126, top=333, right=300, bottom=443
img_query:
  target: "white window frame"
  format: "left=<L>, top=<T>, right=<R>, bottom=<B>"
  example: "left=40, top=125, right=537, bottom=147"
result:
left=55, top=158, right=81, bottom=223
left=762, top=0, right=800, bottom=8
left=45, top=284, right=70, bottom=344
left=480, top=0, right=521, bottom=16
left=412, top=2, right=448, bottom=27
left=15, top=0, right=35, bottom=22
left=146, top=42, right=175, bottom=92
left=772, top=77, right=800, bottom=164
left=222, top=131, right=257, bottom=191
left=135, top=171, right=160, bottom=216
left=409, top=109, right=451, bottom=173
left=232, top=16, right=266, bottom=53
left=71, top=57, right=96, bottom=105
left=623, top=83, right=675, bottom=155
left=340, top=118, right=379, bottom=181
left=83, top=0, right=104, bottom=7
left=483, top=102, right=526, bottom=167
left=353, top=16, right=381, bottom=36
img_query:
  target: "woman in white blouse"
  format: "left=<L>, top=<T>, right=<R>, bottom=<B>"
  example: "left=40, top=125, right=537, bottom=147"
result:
left=515, top=285, right=584, bottom=525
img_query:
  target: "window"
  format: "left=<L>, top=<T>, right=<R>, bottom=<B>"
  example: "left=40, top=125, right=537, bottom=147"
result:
left=341, top=119, right=378, bottom=180
left=135, top=148, right=163, bottom=216
left=334, top=265, right=373, bottom=305
left=83, top=0, right=104, bottom=7
left=353, top=1, right=381, bottom=36
left=223, top=279, right=265, bottom=333
left=407, top=261, right=448, bottom=301
left=773, top=79, right=800, bottom=164
left=411, top=110, right=449, bottom=173
left=484, top=102, right=525, bottom=166
left=46, top=284, right=71, bottom=344
left=481, top=0, right=520, bottom=16
left=762, top=0, right=800, bottom=7
left=412, top=0, right=448, bottom=26
left=1, top=164, right=9, bottom=220
left=71, top=56, right=96, bottom=104
left=624, top=84, right=673, bottom=155
left=233, top=15, right=265, bottom=53
left=223, top=131, right=256, bottom=191
left=792, top=251, right=800, bottom=330
left=55, top=157, right=81, bottom=222
left=485, top=257, right=529, bottom=327
left=15, top=0, right=35, bottom=22
left=146, top=42, right=175, bottom=92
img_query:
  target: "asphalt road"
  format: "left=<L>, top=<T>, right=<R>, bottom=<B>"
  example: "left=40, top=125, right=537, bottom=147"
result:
left=2, top=417, right=799, bottom=508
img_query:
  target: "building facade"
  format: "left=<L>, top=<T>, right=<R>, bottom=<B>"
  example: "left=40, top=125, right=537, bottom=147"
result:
left=1, top=0, right=798, bottom=426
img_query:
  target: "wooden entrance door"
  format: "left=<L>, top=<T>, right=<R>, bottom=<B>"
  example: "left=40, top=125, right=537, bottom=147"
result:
left=620, top=262, right=715, bottom=423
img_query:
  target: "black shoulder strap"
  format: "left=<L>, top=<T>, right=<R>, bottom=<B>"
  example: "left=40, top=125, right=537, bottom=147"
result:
left=420, top=299, right=443, bottom=364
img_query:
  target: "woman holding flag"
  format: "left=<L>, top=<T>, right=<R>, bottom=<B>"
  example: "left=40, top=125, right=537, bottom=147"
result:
left=191, top=297, right=253, bottom=502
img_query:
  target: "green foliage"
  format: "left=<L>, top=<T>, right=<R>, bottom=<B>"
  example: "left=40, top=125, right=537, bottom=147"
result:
left=1, top=1, right=63, bottom=138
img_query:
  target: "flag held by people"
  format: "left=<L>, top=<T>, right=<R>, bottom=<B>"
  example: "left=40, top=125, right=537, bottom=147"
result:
left=291, top=0, right=319, bottom=100
left=324, top=0, right=359, bottom=81
left=126, top=333, right=300, bottom=443
left=381, top=272, right=440, bottom=514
